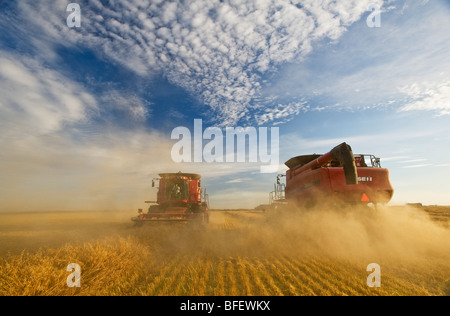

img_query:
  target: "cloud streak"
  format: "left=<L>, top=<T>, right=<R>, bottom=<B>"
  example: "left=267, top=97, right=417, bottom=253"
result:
left=0, top=52, right=97, bottom=136
left=399, top=80, right=450, bottom=116
left=260, top=1, right=450, bottom=117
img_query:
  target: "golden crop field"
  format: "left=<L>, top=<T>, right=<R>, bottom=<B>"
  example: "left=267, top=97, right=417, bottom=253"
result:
left=0, top=205, right=449, bottom=296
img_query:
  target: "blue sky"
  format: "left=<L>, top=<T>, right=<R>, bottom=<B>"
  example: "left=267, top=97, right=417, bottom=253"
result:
left=0, top=0, right=449, bottom=211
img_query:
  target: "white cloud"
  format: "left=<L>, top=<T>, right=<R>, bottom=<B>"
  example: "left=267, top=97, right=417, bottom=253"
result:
left=226, top=178, right=249, bottom=184
left=101, top=91, right=150, bottom=121
left=259, top=0, right=450, bottom=116
left=256, top=100, right=309, bottom=125
left=0, top=52, right=96, bottom=136
left=399, top=80, right=450, bottom=116
left=0, top=52, right=160, bottom=211
left=16, top=0, right=382, bottom=125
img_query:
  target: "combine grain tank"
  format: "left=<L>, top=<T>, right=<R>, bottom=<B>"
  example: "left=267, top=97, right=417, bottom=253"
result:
left=271, top=143, right=393, bottom=208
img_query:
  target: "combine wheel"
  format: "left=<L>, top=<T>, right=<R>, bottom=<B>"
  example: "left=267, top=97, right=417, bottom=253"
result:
left=132, top=218, right=144, bottom=227
left=188, top=212, right=208, bottom=230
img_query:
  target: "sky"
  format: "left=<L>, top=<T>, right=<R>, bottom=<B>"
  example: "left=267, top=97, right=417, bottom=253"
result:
left=0, top=0, right=449, bottom=211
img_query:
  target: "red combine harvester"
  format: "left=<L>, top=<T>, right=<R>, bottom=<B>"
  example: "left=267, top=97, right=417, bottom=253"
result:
left=132, top=172, right=209, bottom=225
left=270, top=143, right=393, bottom=209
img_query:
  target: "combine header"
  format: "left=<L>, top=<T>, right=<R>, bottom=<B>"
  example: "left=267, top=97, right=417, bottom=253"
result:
left=270, top=142, right=393, bottom=208
left=132, top=172, right=209, bottom=225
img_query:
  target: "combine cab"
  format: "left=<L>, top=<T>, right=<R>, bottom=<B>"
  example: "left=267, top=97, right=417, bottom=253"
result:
left=271, top=143, right=393, bottom=208
left=132, top=172, right=209, bottom=225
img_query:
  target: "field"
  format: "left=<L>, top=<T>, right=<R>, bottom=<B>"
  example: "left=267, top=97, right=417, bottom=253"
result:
left=0, top=205, right=449, bottom=296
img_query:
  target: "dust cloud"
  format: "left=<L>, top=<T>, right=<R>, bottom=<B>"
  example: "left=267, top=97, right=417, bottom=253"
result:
left=0, top=129, right=177, bottom=213
left=250, top=204, right=450, bottom=262
left=2, top=203, right=449, bottom=266
left=1, top=204, right=449, bottom=295
left=143, top=204, right=450, bottom=266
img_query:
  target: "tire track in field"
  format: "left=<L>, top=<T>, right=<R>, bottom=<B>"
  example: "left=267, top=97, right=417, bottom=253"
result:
left=224, top=258, right=239, bottom=296
left=210, top=257, right=225, bottom=296
left=191, top=257, right=212, bottom=296
left=235, top=257, right=253, bottom=295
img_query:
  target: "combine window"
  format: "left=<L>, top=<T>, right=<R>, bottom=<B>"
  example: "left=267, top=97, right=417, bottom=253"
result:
left=165, top=179, right=189, bottom=200
left=329, top=155, right=382, bottom=168
left=355, top=155, right=382, bottom=168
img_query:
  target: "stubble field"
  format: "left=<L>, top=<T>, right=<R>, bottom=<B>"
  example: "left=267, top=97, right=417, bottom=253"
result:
left=0, top=205, right=449, bottom=296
